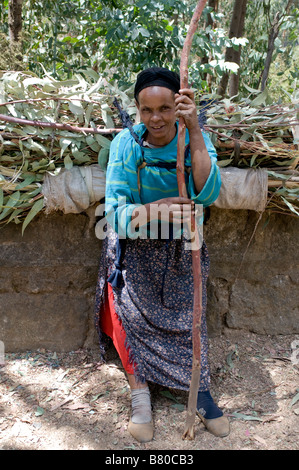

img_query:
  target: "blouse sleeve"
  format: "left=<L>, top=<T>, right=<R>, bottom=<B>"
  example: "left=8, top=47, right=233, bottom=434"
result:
left=187, top=131, right=221, bottom=208
left=105, top=130, right=143, bottom=239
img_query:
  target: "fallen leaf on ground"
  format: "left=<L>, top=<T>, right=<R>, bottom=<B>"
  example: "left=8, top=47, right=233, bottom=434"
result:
left=253, top=434, right=268, bottom=446
left=63, top=402, right=91, bottom=411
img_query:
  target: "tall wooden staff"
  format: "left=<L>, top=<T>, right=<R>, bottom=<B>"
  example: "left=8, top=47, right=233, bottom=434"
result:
left=176, top=0, right=208, bottom=441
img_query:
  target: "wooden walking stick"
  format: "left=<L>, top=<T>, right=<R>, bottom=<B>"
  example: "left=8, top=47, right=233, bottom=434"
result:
left=176, top=0, right=208, bottom=440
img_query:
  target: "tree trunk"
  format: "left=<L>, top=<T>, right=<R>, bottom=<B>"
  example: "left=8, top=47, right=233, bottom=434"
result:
left=260, top=13, right=280, bottom=91
left=8, top=0, right=23, bottom=43
left=228, top=0, right=247, bottom=97
left=217, top=0, right=248, bottom=97
left=200, top=0, right=218, bottom=91
left=260, top=0, right=294, bottom=91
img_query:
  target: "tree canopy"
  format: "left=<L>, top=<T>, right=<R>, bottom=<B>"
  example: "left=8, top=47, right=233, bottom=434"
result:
left=0, top=0, right=298, bottom=97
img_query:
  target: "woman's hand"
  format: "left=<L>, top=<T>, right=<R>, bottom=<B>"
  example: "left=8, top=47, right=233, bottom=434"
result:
left=175, top=88, right=199, bottom=132
left=148, top=197, right=195, bottom=224
left=175, top=88, right=212, bottom=194
left=131, top=197, right=195, bottom=229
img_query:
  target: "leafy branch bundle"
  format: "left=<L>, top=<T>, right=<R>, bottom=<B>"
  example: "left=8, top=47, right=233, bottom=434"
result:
left=0, top=71, right=298, bottom=232
left=0, top=70, right=128, bottom=232
left=202, top=91, right=299, bottom=217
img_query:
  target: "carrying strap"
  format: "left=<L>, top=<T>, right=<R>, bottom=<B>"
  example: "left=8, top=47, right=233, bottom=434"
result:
left=137, top=146, right=191, bottom=195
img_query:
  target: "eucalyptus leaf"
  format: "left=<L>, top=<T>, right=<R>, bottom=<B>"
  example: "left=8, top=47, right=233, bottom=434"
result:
left=23, top=139, right=48, bottom=155
left=0, top=155, right=16, bottom=162
left=250, top=89, right=269, bottom=107
left=94, top=133, right=111, bottom=150
left=217, top=159, right=233, bottom=167
left=64, top=156, right=73, bottom=170
left=159, top=390, right=181, bottom=403
left=290, top=392, right=299, bottom=407
left=281, top=196, right=299, bottom=216
left=0, top=191, right=21, bottom=221
left=22, top=198, right=44, bottom=235
left=15, top=175, right=36, bottom=189
left=6, top=207, right=23, bottom=224
left=60, top=138, right=73, bottom=157
left=98, top=148, right=110, bottom=170
left=267, top=171, right=292, bottom=180
left=0, top=187, right=3, bottom=213
left=170, top=403, right=185, bottom=412
left=72, top=150, right=91, bottom=164
left=244, top=84, right=261, bottom=95
left=101, top=104, right=115, bottom=129
left=250, top=154, right=258, bottom=167
left=272, top=158, right=296, bottom=166
left=230, top=412, right=263, bottom=422
left=84, top=103, right=94, bottom=127
left=69, top=99, right=84, bottom=116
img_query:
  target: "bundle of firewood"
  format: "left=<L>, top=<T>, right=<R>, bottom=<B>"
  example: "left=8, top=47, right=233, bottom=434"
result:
left=0, top=71, right=298, bottom=232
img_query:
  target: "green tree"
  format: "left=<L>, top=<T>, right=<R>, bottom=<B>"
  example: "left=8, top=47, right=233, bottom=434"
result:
left=0, top=0, right=298, bottom=97
left=240, top=0, right=299, bottom=94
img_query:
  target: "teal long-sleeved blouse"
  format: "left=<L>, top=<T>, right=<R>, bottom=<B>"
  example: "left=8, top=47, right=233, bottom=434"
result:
left=105, top=122, right=221, bottom=239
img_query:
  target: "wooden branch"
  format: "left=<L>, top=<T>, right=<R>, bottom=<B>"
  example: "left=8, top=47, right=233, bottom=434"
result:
left=268, top=179, right=299, bottom=188
left=176, top=0, right=208, bottom=441
left=0, top=113, right=122, bottom=135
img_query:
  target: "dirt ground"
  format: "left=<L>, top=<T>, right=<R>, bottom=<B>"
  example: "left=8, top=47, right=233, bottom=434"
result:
left=0, top=329, right=298, bottom=452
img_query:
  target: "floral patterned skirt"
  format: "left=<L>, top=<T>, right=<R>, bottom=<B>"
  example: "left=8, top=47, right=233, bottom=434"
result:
left=94, top=225, right=210, bottom=392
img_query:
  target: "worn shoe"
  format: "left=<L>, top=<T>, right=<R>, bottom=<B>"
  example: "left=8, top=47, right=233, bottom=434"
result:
left=197, top=413, right=230, bottom=438
left=128, top=386, right=153, bottom=442
left=128, top=419, right=154, bottom=443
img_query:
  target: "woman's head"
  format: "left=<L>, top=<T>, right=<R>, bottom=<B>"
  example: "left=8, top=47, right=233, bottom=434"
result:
left=134, top=67, right=180, bottom=103
left=134, top=67, right=181, bottom=147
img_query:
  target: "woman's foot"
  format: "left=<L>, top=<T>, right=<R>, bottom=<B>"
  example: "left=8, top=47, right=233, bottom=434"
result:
left=197, top=414, right=230, bottom=437
left=197, top=390, right=230, bottom=438
left=127, top=384, right=154, bottom=443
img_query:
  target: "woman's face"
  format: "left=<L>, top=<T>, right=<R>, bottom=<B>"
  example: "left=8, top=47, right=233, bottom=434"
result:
left=136, top=86, right=177, bottom=147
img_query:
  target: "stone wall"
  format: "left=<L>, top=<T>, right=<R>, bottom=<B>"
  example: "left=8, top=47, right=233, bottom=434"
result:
left=0, top=211, right=101, bottom=352
left=204, top=208, right=298, bottom=336
left=0, top=207, right=298, bottom=352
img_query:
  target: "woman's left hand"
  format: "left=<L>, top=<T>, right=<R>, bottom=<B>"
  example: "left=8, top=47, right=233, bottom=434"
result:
left=175, top=88, right=199, bottom=131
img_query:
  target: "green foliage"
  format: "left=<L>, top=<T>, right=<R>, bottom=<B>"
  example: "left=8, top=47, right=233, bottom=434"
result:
left=240, top=0, right=299, bottom=94
left=0, top=0, right=254, bottom=91
left=0, top=0, right=298, bottom=96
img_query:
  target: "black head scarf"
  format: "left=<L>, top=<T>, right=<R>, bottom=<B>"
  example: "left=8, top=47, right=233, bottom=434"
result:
left=134, top=67, right=180, bottom=101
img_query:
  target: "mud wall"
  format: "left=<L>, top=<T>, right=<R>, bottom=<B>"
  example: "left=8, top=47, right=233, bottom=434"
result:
left=0, top=207, right=298, bottom=352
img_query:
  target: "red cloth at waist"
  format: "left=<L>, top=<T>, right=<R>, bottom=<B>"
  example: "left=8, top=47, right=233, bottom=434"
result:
left=101, top=282, right=134, bottom=375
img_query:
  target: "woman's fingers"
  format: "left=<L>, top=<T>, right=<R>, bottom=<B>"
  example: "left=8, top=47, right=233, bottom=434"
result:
left=161, top=196, right=194, bottom=205
left=148, top=198, right=195, bottom=223
left=167, top=203, right=195, bottom=223
left=175, top=90, right=198, bottom=130
left=132, top=199, right=197, bottom=230
left=176, top=88, right=195, bottom=99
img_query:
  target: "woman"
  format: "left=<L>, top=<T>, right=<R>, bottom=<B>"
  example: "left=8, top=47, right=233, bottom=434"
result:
left=94, top=67, right=229, bottom=443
